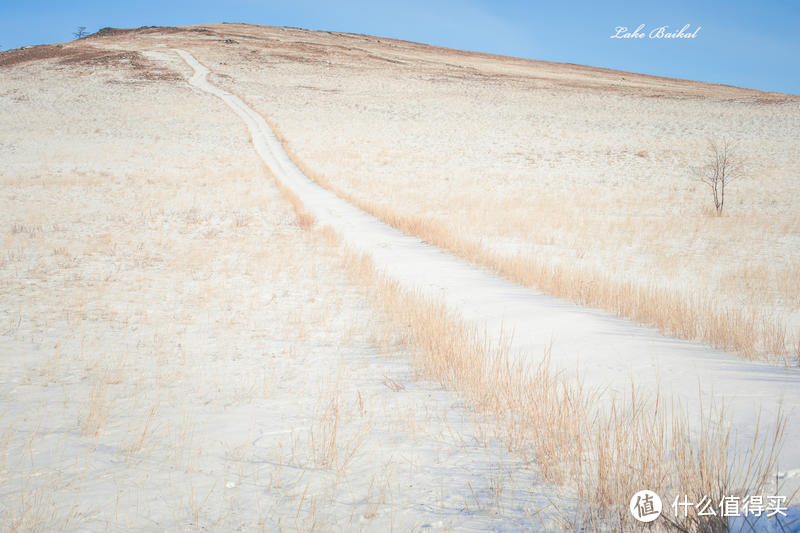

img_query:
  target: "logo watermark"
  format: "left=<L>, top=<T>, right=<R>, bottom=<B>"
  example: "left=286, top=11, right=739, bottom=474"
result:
left=630, top=490, right=663, bottom=522
left=629, top=490, right=790, bottom=523
left=611, top=24, right=702, bottom=39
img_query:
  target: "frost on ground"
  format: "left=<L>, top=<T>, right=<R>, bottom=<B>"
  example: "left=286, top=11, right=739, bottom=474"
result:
left=0, top=48, right=567, bottom=530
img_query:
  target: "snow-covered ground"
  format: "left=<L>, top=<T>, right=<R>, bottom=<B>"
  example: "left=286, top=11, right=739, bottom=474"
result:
left=172, top=41, right=800, bottom=499
left=191, top=24, right=800, bottom=361
left=1, top=24, right=799, bottom=531
left=0, top=45, right=571, bottom=530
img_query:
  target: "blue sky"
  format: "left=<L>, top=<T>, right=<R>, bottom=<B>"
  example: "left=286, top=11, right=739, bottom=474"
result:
left=1, top=0, right=798, bottom=95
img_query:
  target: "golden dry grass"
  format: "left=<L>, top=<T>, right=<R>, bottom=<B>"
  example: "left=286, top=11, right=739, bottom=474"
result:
left=3, top=25, right=797, bottom=530
left=274, top=134, right=798, bottom=365
left=338, top=244, right=790, bottom=530
left=270, top=177, right=791, bottom=530
left=213, top=31, right=798, bottom=526
left=2, top=48, right=575, bottom=529
left=158, top=24, right=800, bottom=366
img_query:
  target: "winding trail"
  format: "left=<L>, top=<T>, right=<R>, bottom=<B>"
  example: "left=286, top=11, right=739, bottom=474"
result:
left=174, top=49, right=800, bottom=487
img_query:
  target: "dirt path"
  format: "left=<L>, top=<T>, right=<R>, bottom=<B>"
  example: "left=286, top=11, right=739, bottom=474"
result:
left=173, top=49, right=800, bottom=491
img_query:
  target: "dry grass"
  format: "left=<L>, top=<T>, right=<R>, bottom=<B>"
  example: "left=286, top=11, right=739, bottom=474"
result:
left=1, top=81, right=558, bottom=530
left=260, top=83, right=796, bottom=529
left=274, top=136, right=797, bottom=364
left=273, top=176, right=792, bottom=528
left=335, top=242, right=790, bottom=530
left=273, top=177, right=316, bottom=230
left=5, top=486, right=84, bottom=533
left=80, top=377, right=112, bottom=438
left=122, top=403, right=159, bottom=459
left=190, top=26, right=800, bottom=367
left=310, top=379, right=373, bottom=474
left=3, top=26, right=796, bottom=530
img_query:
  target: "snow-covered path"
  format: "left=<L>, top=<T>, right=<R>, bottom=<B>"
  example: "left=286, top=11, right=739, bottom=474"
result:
left=174, top=49, right=800, bottom=487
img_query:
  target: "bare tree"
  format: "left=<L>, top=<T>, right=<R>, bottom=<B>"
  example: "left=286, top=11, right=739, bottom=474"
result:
left=695, top=138, right=744, bottom=215
left=73, top=26, right=88, bottom=39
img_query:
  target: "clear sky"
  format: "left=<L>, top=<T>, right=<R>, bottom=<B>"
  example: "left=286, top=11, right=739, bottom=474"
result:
left=1, top=0, right=798, bottom=95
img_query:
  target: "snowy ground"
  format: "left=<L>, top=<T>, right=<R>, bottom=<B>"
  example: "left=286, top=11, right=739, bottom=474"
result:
left=189, top=24, right=800, bottom=361
left=171, top=43, right=800, bottom=503
left=0, top=44, right=570, bottom=530
left=1, top=24, right=799, bottom=531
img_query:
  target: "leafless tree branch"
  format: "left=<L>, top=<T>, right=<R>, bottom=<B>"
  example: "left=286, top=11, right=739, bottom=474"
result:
left=695, top=138, right=744, bottom=215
